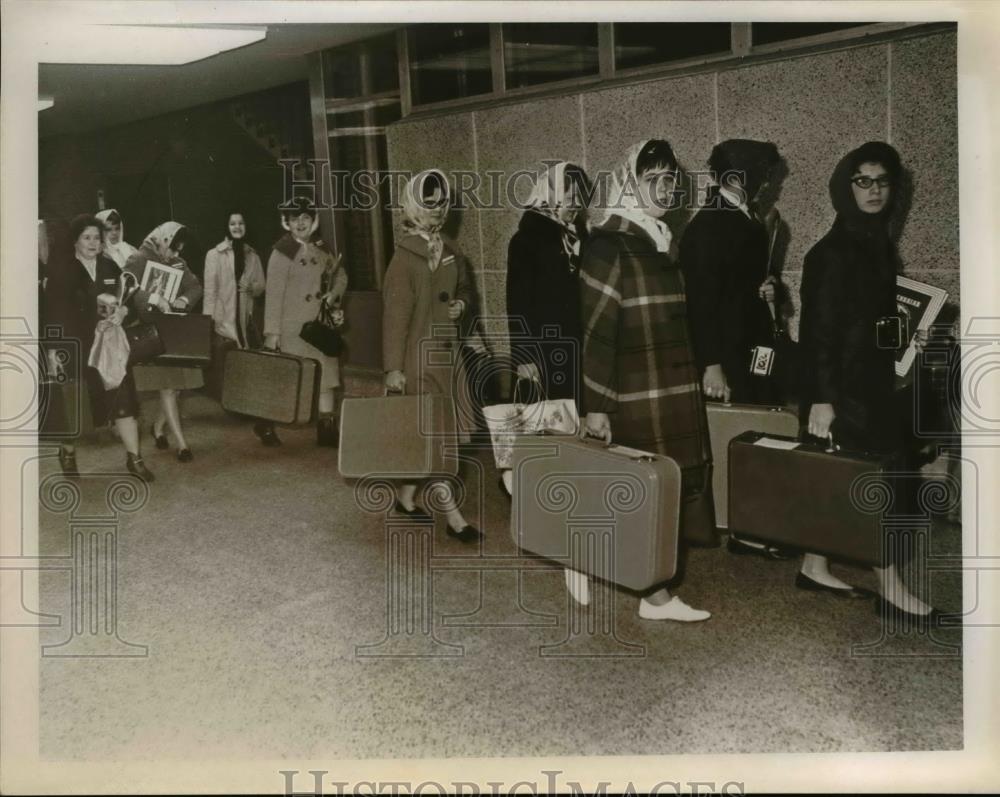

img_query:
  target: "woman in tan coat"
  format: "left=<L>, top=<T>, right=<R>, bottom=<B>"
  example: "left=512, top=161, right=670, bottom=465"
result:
left=383, top=169, right=480, bottom=542
left=263, top=200, right=347, bottom=446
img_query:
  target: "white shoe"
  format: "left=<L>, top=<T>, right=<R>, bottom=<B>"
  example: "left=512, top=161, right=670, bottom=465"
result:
left=564, top=569, right=590, bottom=606
left=638, top=596, right=711, bottom=622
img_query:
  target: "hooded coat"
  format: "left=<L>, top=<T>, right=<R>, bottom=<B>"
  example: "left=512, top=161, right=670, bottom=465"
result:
left=679, top=139, right=781, bottom=403
left=798, top=141, right=905, bottom=452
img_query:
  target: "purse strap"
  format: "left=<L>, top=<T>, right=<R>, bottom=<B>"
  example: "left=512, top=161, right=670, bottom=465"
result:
left=513, top=375, right=545, bottom=406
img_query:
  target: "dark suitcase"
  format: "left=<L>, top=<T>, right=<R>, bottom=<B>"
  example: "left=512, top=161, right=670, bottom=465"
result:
left=338, top=394, right=458, bottom=479
left=221, top=349, right=319, bottom=424
left=509, top=435, right=682, bottom=591
left=707, top=402, right=799, bottom=528
left=38, top=378, right=95, bottom=439
left=728, top=431, right=895, bottom=566
left=151, top=313, right=212, bottom=366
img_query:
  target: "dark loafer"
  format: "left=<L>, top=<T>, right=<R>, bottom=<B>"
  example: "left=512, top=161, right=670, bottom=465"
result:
left=253, top=422, right=281, bottom=447
left=151, top=424, right=168, bottom=450
left=874, top=596, right=944, bottom=626
left=795, top=571, right=876, bottom=599
left=393, top=502, right=432, bottom=523
left=446, top=525, right=482, bottom=543
left=177, top=448, right=193, bottom=463
left=58, top=449, right=80, bottom=480
left=125, top=453, right=155, bottom=483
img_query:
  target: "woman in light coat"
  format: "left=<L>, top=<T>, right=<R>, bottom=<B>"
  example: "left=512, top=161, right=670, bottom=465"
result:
left=383, top=169, right=480, bottom=542
left=263, top=199, right=347, bottom=446
left=203, top=211, right=266, bottom=406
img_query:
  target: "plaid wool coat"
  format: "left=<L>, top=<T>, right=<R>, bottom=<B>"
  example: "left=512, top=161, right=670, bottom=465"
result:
left=580, top=214, right=711, bottom=476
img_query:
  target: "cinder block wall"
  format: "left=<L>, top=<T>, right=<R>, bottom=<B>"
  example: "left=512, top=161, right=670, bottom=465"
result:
left=386, top=30, right=958, bottom=349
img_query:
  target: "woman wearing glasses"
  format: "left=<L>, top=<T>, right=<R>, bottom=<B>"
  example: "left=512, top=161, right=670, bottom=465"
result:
left=573, top=139, right=713, bottom=622
left=383, top=169, right=480, bottom=542
left=799, top=140, right=939, bottom=623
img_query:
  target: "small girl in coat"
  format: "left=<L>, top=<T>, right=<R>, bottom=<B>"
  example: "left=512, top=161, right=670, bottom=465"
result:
left=383, top=169, right=480, bottom=542
left=263, top=199, right=347, bottom=446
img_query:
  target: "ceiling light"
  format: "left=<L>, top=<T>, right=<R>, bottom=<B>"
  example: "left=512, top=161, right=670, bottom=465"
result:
left=39, top=25, right=267, bottom=66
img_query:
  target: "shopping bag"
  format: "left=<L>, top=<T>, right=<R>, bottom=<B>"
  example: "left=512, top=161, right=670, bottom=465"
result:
left=88, top=320, right=130, bottom=389
left=482, top=378, right=579, bottom=469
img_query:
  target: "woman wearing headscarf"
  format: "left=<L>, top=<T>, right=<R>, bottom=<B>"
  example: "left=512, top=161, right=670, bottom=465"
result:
left=500, top=160, right=591, bottom=497
left=382, top=169, right=480, bottom=542
left=571, top=139, right=713, bottom=622
left=680, top=139, right=783, bottom=405
left=203, top=210, right=266, bottom=406
left=124, top=221, right=203, bottom=462
left=44, top=214, right=150, bottom=480
left=798, top=141, right=938, bottom=623
left=95, top=209, right=138, bottom=269
left=263, top=198, right=347, bottom=446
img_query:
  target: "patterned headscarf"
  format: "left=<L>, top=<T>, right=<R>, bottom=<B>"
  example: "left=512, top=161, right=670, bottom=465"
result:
left=525, top=160, right=584, bottom=267
left=402, top=169, right=450, bottom=270
left=604, top=140, right=673, bottom=253
left=141, top=221, right=186, bottom=261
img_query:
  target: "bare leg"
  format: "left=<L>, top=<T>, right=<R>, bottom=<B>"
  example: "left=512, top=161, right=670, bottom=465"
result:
left=564, top=569, right=590, bottom=605
left=800, top=553, right=855, bottom=590
left=115, top=416, right=140, bottom=455
left=317, top=388, right=335, bottom=415
left=874, top=564, right=932, bottom=615
left=396, top=483, right=418, bottom=511
left=431, top=480, right=469, bottom=532
left=159, top=389, right=188, bottom=451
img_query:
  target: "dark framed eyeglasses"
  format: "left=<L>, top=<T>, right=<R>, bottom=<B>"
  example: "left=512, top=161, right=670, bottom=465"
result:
left=851, top=175, right=892, bottom=190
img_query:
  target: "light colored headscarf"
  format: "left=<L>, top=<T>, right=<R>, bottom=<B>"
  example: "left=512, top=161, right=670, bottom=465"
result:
left=95, top=208, right=138, bottom=268
left=280, top=210, right=320, bottom=240
left=604, top=140, right=674, bottom=253
left=402, top=169, right=450, bottom=270
left=141, top=221, right=186, bottom=262
left=525, top=160, right=584, bottom=267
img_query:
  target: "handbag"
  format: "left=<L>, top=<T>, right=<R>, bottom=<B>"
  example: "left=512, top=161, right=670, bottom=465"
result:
left=125, top=320, right=165, bottom=366
left=482, top=377, right=580, bottom=469
left=299, top=298, right=344, bottom=357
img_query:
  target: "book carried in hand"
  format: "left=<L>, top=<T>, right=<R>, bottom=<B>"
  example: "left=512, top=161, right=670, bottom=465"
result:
left=895, top=275, right=949, bottom=377
left=139, top=260, right=184, bottom=305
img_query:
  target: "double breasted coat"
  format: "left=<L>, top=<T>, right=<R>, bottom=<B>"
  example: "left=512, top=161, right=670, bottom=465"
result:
left=203, top=238, right=265, bottom=345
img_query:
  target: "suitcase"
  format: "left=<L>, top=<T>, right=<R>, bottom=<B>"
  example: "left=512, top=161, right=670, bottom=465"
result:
left=38, top=378, right=95, bottom=439
left=338, top=394, right=458, bottom=479
left=728, top=431, right=895, bottom=566
left=221, top=349, right=319, bottom=424
left=509, top=435, right=682, bottom=591
left=151, top=313, right=212, bottom=366
left=707, top=401, right=799, bottom=528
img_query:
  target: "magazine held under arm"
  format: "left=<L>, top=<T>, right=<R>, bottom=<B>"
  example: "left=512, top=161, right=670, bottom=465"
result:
left=895, top=275, right=949, bottom=377
left=139, top=260, right=184, bottom=306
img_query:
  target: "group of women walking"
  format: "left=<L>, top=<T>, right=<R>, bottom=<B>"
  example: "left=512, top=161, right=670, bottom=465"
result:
left=41, top=137, right=938, bottom=623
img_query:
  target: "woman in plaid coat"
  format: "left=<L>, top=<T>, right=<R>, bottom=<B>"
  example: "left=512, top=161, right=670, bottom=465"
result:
left=573, top=139, right=714, bottom=622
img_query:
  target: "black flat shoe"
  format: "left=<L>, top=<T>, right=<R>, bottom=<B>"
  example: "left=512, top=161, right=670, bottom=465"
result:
left=393, top=502, right=432, bottom=523
left=151, top=424, right=168, bottom=450
left=253, top=422, right=281, bottom=447
left=317, top=416, right=338, bottom=448
left=874, top=596, right=944, bottom=626
left=447, top=525, right=482, bottom=543
left=795, top=571, right=876, bottom=599
left=58, top=449, right=80, bottom=480
left=727, top=535, right=795, bottom=561
left=125, top=453, right=155, bottom=482
left=498, top=475, right=512, bottom=501
left=177, top=448, right=193, bottom=463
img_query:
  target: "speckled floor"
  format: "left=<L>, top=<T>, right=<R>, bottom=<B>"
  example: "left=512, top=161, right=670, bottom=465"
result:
left=36, top=393, right=962, bottom=760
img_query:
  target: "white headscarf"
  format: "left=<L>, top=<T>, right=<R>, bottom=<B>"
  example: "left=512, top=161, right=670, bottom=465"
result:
left=604, top=140, right=673, bottom=253
left=402, top=169, right=450, bottom=271
left=95, top=208, right=138, bottom=268
left=525, top=160, right=584, bottom=266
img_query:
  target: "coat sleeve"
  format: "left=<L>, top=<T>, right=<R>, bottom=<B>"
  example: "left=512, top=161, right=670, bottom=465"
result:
left=327, top=252, right=348, bottom=303
left=43, top=259, right=79, bottom=340
left=679, top=218, right=725, bottom=370
left=382, top=249, right=414, bottom=373
left=174, top=261, right=202, bottom=311
left=264, top=249, right=290, bottom=339
left=202, top=250, right=218, bottom=317
left=453, top=251, right=473, bottom=312
left=505, top=232, right=537, bottom=363
left=123, top=253, right=155, bottom=323
left=245, top=250, right=266, bottom=298
left=580, top=234, right=623, bottom=415
left=799, top=247, right=844, bottom=405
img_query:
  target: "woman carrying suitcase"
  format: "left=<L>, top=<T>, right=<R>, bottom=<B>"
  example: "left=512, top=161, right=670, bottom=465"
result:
left=263, top=199, right=347, bottom=447
left=574, top=139, right=713, bottom=622
left=799, top=140, right=939, bottom=622
left=500, top=160, right=590, bottom=498
left=124, top=221, right=203, bottom=463
left=382, top=169, right=480, bottom=542
left=45, top=214, right=151, bottom=480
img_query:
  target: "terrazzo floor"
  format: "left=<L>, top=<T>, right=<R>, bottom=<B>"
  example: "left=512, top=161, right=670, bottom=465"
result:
left=35, top=393, right=963, bottom=760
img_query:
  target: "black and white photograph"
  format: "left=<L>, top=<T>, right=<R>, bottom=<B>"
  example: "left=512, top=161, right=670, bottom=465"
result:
left=2, top=1, right=999, bottom=794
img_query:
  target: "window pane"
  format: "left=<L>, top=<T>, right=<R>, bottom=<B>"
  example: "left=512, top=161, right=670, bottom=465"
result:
left=324, top=49, right=363, bottom=99
left=502, top=23, right=599, bottom=89
left=751, top=23, right=870, bottom=47
left=614, top=22, right=732, bottom=70
left=368, top=34, right=400, bottom=94
left=408, top=24, right=492, bottom=106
